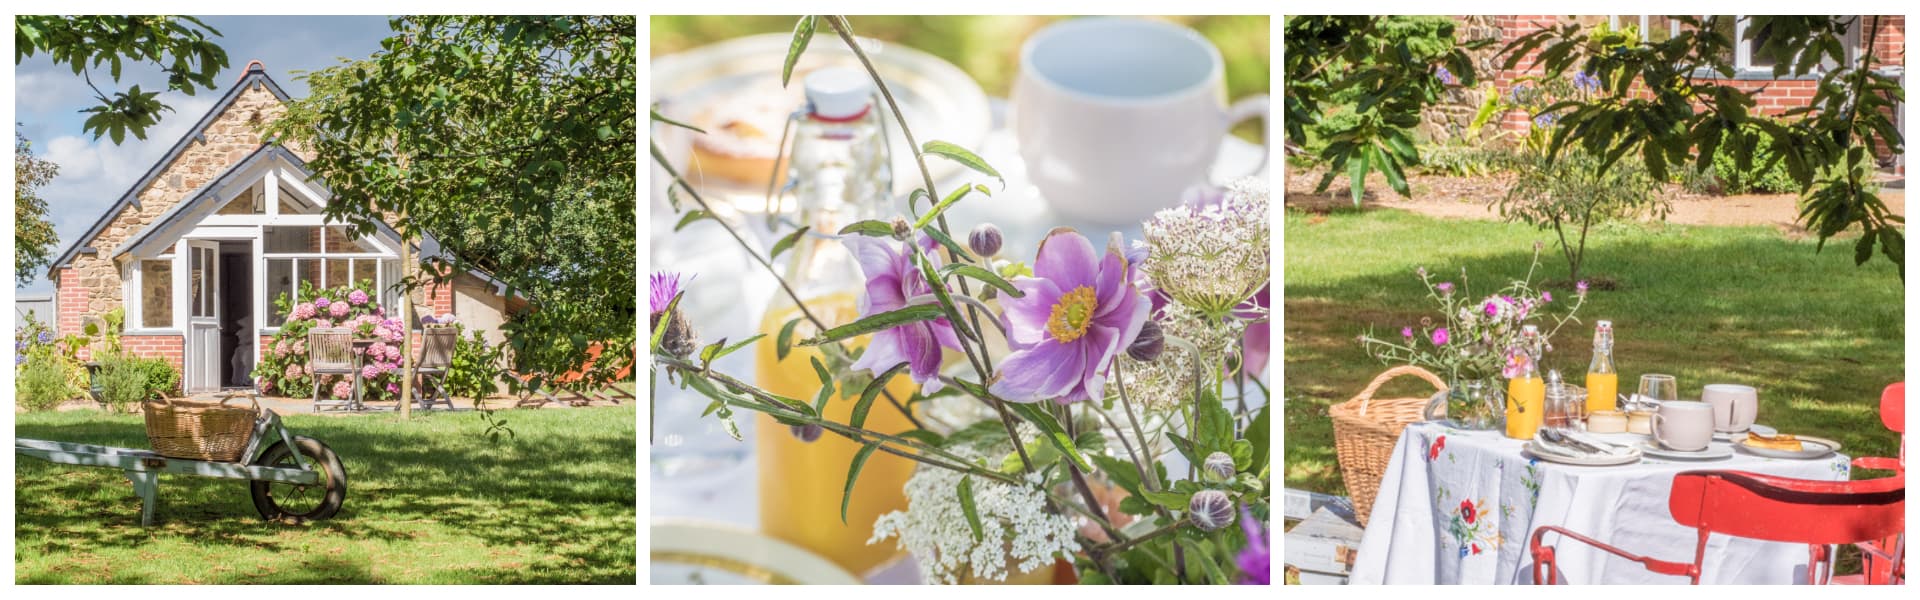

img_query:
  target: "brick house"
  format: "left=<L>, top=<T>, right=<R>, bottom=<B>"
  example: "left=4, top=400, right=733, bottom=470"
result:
left=46, top=61, right=523, bottom=393
left=1433, top=15, right=1904, bottom=170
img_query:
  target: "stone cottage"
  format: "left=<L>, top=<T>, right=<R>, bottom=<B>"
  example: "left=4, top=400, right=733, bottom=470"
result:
left=46, top=61, right=523, bottom=393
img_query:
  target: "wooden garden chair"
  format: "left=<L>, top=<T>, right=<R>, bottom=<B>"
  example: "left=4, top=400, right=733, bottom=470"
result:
left=307, top=328, right=359, bottom=412
left=1529, top=469, right=1905, bottom=585
left=411, top=327, right=457, bottom=410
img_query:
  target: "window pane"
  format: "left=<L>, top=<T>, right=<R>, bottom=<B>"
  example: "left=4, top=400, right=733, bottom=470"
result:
left=1647, top=16, right=1677, bottom=43
left=326, top=258, right=352, bottom=290
left=191, top=248, right=212, bottom=317
left=1709, top=16, right=1737, bottom=66
left=353, top=259, right=379, bottom=291
left=142, top=260, right=173, bottom=328
left=267, top=259, right=293, bottom=326
left=265, top=226, right=321, bottom=254
left=323, top=226, right=384, bottom=254
left=217, top=185, right=262, bottom=215
left=298, top=259, right=323, bottom=302
left=380, top=259, right=401, bottom=313
left=1748, top=18, right=1777, bottom=68
left=279, top=183, right=317, bottom=214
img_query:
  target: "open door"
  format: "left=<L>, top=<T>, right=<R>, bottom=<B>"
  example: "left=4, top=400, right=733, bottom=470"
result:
left=185, top=240, right=221, bottom=393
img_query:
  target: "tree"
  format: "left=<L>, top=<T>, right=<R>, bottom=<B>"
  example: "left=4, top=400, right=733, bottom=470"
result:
left=1501, top=16, right=1904, bottom=275
left=268, top=15, right=636, bottom=389
left=1284, top=16, right=1482, bottom=204
left=15, top=132, right=60, bottom=285
left=14, top=15, right=229, bottom=143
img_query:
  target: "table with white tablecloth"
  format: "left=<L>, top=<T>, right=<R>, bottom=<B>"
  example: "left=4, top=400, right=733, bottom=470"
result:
left=1350, top=422, right=1852, bottom=584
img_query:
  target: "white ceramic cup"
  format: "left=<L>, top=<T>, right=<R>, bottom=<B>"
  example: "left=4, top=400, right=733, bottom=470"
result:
left=1702, top=384, right=1759, bottom=433
left=1012, top=17, right=1269, bottom=225
left=1652, top=401, right=1716, bottom=452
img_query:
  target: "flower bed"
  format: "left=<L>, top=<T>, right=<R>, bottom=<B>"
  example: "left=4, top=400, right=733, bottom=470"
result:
left=254, top=282, right=409, bottom=401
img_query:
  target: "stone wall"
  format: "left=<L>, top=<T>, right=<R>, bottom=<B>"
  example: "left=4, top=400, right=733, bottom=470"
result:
left=55, top=82, right=290, bottom=336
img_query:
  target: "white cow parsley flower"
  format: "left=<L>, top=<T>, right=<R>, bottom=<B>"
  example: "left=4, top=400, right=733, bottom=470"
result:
left=1113, top=303, right=1244, bottom=412
left=869, top=448, right=1081, bottom=584
left=1141, top=176, right=1270, bottom=317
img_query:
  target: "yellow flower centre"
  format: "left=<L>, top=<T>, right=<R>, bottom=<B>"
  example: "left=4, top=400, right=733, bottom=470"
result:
left=1046, top=286, right=1099, bottom=343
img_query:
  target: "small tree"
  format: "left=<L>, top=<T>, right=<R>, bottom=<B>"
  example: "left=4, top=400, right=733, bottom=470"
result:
left=15, top=132, right=59, bottom=285
left=14, top=16, right=229, bottom=143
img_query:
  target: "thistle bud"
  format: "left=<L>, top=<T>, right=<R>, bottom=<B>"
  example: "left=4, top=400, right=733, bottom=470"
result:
left=1203, top=451, right=1236, bottom=483
left=790, top=423, right=823, bottom=443
left=890, top=217, right=913, bottom=241
left=1189, top=489, right=1235, bottom=531
left=968, top=223, right=1003, bottom=257
left=651, top=311, right=700, bottom=359
left=1126, top=320, right=1165, bottom=362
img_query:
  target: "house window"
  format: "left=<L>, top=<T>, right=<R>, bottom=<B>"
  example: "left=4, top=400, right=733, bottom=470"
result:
left=1607, top=16, right=1681, bottom=43
left=1605, top=16, right=1858, bottom=75
left=261, top=225, right=397, bottom=328
left=216, top=184, right=265, bottom=215
left=140, top=259, right=174, bottom=329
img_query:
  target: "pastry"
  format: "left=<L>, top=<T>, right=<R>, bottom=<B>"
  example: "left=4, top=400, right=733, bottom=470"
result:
left=1745, top=431, right=1804, bottom=451
left=686, top=85, right=799, bottom=187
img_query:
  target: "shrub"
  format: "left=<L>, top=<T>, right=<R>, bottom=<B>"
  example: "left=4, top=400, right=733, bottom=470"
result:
left=254, top=280, right=406, bottom=401
left=134, top=355, right=180, bottom=399
left=1497, top=149, right=1671, bottom=282
left=1710, top=124, right=1799, bottom=195
left=18, top=354, right=74, bottom=411
left=446, top=328, right=505, bottom=400
left=94, top=354, right=152, bottom=411
left=1418, top=141, right=1519, bottom=177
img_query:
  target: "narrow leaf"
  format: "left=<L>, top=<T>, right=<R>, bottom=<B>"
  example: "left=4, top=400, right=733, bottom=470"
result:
left=838, top=220, right=895, bottom=237
left=770, top=226, right=811, bottom=261
left=800, top=304, right=946, bottom=346
left=851, top=361, right=911, bottom=430
left=921, top=140, right=1003, bottom=186
left=783, top=16, right=817, bottom=88
left=1005, top=402, right=1092, bottom=471
left=941, top=263, right=1024, bottom=298
left=775, top=317, right=803, bottom=361
left=912, top=184, right=988, bottom=230
left=706, top=334, right=766, bottom=364
left=842, top=442, right=880, bottom=524
left=958, top=476, right=985, bottom=542
left=674, top=210, right=709, bottom=232
left=650, top=109, right=706, bottom=133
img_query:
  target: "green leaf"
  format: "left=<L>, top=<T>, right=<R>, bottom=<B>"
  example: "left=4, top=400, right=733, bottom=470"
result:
left=1141, top=489, right=1191, bottom=510
left=842, top=442, right=879, bottom=524
left=783, top=16, right=817, bottom=88
left=1118, top=495, right=1156, bottom=517
left=674, top=210, right=709, bottom=232
left=911, top=252, right=976, bottom=343
left=940, top=263, right=1023, bottom=298
left=799, top=304, right=946, bottom=346
left=921, top=227, right=974, bottom=262
left=648, top=292, right=683, bottom=353
left=957, top=475, right=984, bottom=542
left=810, top=356, right=836, bottom=415
left=775, top=317, right=803, bottom=361
left=770, top=226, right=811, bottom=261
left=896, top=429, right=945, bottom=446
left=1090, top=454, right=1144, bottom=498
left=1004, top=402, right=1092, bottom=471
left=851, top=361, right=911, bottom=431
left=698, top=338, right=728, bottom=365
left=837, top=220, right=895, bottom=237
left=912, top=184, right=989, bottom=230
left=921, top=140, right=1003, bottom=186
left=1246, top=406, right=1271, bottom=473
left=704, top=334, right=765, bottom=365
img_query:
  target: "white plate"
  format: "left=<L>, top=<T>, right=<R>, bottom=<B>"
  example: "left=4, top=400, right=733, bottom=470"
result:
left=650, top=520, right=862, bottom=585
left=1734, top=438, right=1837, bottom=460
left=650, top=33, right=994, bottom=211
left=1523, top=441, right=1643, bottom=466
left=1714, top=424, right=1776, bottom=441
left=1639, top=440, right=1734, bottom=460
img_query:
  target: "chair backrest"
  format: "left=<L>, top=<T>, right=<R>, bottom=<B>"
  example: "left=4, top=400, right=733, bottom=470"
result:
left=1881, top=383, right=1904, bottom=434
left=307, top=328, right=355, bottom=370
left=419, top=328, right=457, bottom=369
left=1668, top=470, right=1905, bottom=546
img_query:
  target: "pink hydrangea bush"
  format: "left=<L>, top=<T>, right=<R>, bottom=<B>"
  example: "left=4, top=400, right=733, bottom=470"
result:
left=254, top=280, right=414, bottom=401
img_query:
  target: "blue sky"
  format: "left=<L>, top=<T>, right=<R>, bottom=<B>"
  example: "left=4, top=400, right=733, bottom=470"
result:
left=14, top=15, right=395, bottom=294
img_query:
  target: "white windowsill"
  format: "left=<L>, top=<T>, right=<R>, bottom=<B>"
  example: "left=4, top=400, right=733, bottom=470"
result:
left=122, top=329, right=184, bottom=336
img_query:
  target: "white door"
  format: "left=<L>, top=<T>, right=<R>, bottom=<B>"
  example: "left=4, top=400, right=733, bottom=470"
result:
left=186, top=241, right=221, bottom=393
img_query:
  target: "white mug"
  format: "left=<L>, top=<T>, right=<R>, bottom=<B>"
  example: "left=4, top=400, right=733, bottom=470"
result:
left=1012, top=17, right=1269, bottom=225
left=1652, top=401, right=1715, bottom=452
left=1701, top=384, right=1759, bottom=433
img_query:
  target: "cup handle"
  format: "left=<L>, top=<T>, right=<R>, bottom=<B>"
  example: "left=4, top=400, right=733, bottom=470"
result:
left=1650, top=413, right=1665, bottom=443
left=1217, top=94, right=1270, bottom=181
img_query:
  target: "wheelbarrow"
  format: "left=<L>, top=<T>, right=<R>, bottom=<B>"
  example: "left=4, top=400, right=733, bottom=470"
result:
left=15, top=401, right=348, bottom=526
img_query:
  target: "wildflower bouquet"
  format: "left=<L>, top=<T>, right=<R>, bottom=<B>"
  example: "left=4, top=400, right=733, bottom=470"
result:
left=1357, top=245, right=1587, bottom=384
left=648, top=16, right=1270, bottom=585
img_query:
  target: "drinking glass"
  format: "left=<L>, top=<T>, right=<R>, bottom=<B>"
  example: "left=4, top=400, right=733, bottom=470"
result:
left=1636, top=374, right=1678, bottom=409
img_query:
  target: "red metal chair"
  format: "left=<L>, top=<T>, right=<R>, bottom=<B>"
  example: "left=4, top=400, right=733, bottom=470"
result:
left=1529, top=470, right=1904, bottom=585
left=1837, top=382, right=1905, bottom=585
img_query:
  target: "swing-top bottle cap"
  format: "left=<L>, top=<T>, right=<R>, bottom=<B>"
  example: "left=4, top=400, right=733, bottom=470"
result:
left=804, top=66, right=873, bottom=120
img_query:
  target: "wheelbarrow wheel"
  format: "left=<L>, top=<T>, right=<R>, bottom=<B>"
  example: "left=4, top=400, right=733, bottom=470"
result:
left=249, top=436, right=347, bottom=524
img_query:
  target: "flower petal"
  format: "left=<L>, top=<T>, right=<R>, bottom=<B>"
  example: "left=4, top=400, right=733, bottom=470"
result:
left=989, top=339, right=1085, bottom=403
left=1001, top=277, right=1063, bottom=347
left=898, top=323, right=945, bottom=387
left=850, top=328, right=905, bottom=376
left=1033, top=229, right=1097, bottom=292
left=844, top=235, right=901, bottom=283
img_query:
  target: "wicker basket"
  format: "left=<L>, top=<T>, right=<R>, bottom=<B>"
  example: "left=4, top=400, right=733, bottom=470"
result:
left=144, top=393, right=260, bottom=462
left=1328, top=365, right=1448, bottom=527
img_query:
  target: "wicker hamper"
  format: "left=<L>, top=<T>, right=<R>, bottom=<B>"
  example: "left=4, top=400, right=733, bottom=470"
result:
left=1327, top=365, right=1448, bottom=526
left=144, top=394, right=260, bottom=462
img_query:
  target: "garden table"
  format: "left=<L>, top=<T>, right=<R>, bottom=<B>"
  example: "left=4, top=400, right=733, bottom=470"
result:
left=1349, top=421, right=1851, bottom=584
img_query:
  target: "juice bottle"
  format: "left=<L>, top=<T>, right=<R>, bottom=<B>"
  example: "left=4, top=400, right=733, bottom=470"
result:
left=753, top=66, right=913, bottom=575
left=1585, top=320, right=1618, bottom=414
left=1506, top=325, right=1545, bottom=440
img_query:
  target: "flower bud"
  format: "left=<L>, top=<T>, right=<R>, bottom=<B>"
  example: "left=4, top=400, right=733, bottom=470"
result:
left=890, top=217, right=913, bottom=241
left=1126, top=320, right=1165, bottom=362
left=790, top=423, right=823, bottom=443
left=652, top=310, right=700, bottom=359
left=1189, top=489, right=1235, bottom=531
left=1203, top=451, right=1236, bottom=483
left=968, top=223, right=1003, bottom=257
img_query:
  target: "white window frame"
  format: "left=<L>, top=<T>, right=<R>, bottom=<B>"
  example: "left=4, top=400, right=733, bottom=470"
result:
left=1712, top=15, right=1858, bottom=76
left=123, top=253, right=181, bottom=333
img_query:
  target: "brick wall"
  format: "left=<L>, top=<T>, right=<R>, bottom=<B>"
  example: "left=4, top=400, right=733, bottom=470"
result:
left=122, top=333, right=184, bottom=373
left=55, top=266, right=87, bottom=337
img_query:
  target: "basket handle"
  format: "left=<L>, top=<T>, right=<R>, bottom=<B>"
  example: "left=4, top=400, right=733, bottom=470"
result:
left=218, top=392, right=261, bottom=413
left=1354, top=365, right=1449, bottom=416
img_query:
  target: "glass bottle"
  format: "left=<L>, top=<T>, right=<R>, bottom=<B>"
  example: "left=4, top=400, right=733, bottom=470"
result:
left=1505, top=325, right=1545, bottom=440
left=1585, top=320, right=1618, bottom=414
left=752, top=67, right=914, bottom=575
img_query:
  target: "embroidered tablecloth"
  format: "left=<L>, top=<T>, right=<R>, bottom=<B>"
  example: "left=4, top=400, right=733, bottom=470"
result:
left=1349, top=422, right=1851, bottom=584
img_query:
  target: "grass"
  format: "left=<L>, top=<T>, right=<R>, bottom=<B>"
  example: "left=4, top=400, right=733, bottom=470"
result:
left=1284, top=209, right=1904, bottom=497
left=15, top=406, right=636, bottom=584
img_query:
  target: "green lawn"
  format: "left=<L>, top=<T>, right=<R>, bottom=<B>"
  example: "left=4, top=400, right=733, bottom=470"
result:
left=16, top=406, right=636, bottom=584
left=1284, top=209, right=1904, bottom=497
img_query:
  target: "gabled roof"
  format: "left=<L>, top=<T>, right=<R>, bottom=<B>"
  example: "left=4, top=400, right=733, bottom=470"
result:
left=112, top=144, right=302, bottom=259
left=47, top=61, right=291, bottom=277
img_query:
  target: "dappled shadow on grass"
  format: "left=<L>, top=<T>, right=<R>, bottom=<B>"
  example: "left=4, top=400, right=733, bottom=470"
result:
left=1285, top=221, right=1903, bottom=497
left=16, top=408, right=636, bottom=584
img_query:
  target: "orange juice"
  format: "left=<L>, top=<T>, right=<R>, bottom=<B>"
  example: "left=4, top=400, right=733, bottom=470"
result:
left=1585, top=372, right=1618, bottom=414
left=1506, top=374, right=1545, bottom=440
left=754, top=292, right=919, bottom=574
